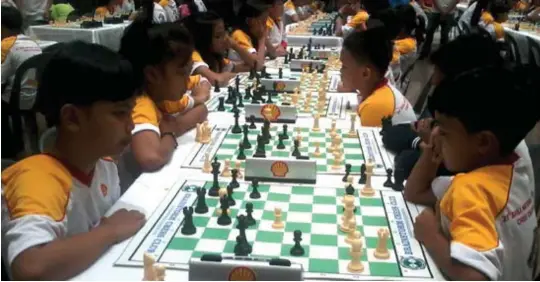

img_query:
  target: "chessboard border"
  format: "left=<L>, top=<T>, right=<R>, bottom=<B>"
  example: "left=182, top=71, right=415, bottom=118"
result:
left=115, top=178, right=437, bottom=281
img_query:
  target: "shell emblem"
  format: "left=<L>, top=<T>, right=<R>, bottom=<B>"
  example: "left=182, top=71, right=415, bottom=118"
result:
left=271, top=161, right=289, bottom=177
left=273, top=81, right=286, bottom=91
left=228, top=266, right=256, bottom=281
left=261, top=104, right=281, bottom=121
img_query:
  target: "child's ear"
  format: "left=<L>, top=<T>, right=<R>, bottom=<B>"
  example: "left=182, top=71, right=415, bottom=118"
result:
left=59, top=104, right=82, bottom=132
left=362, top=66, right=372, bottom=79
left=144, top=66, right=159, bottom=84
left=476, top=130, right=498, bottom=155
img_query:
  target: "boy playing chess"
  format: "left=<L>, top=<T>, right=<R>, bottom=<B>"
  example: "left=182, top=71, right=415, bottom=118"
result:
left=409, top=65, right=540, bottom=280
left=1, top=41, right=146, bottom=280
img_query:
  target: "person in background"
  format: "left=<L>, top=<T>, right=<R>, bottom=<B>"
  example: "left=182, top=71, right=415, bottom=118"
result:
left=117, top=0, right=135, bottom=15
left=95, top=0, right=122, bottom=17
left=390, top=4, right=424, bottom=79
left=49, top=0, right=75, bottom=22
left=159, top=0, right=180, bottom=22
left=14, top=0, right=52, bottom=24
left=228, top=2, right=269, bottom=70
left=1, top=6, right=42, bottom=110
left=336, top=0, right=370, bottom=36
left=266, top=0, right=287, bottom=57
left=479, top=0, right=511, bottom=42
left=418, top=0, right=458, bottom=58
left=1, top=40, right=146, bottom=281
left=284, top=0, right=309, bottom=22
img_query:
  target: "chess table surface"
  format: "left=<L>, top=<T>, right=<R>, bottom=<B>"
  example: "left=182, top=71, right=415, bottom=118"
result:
left=115, top=180, right=436, bottom=280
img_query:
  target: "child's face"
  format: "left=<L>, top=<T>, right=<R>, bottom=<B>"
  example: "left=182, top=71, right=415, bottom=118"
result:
left=269, top=1, right=284, bottom=19
left=147, top=56, right=191, bottom=101
left=211, top=20, right=228, bottom=54
left=248, top=11, right=269, bottom=38
left=340, top=48, right=370, bottom=90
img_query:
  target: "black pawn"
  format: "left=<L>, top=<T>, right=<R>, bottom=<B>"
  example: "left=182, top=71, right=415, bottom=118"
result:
left=276, top=134, right=286, bottom=149
left=214, top=81, right=220, bottom=93
left=234, top=235, right=250, bottom=256
left=244, top=86, right=252, bottom=100
left=266, top=91, right=273, bottom=104
left=245, top=202, right=256, bottom=226
left=250, top=179, right=261, bottom=199
left=232, top=111, right=242, bottom=134
left=249, top=67, right=255, bottom=80
left=358, top=163, right=367, bottom=184
left=345, top=183, right=355, bottom=196
left=290, top=230, right=305, bottom=256
left=278, top=68, right=283, bottom=79
left=231, top=96, right=239, bottom=114
left=291, top=139, right=300, bottom=157
left=230, top=169, right=240, bottom=189
left=237, top=92, right=244, bottom=108
left=217, top=97, right=226, bottom=111
left=384, top=168, right=394, bottom=188
left=226, top=87, right=234, bottom=104
left=342, top=163, right=351, bottom=182
left=181, top=207, right=196, bottom=235
left=242, top=125, right=252, bottom=149
left=281, top=124, right=289, bottom=139
left=392, top=167, right=405, bottom=191
left=253, top=134, right=266, bottom=158
left=209, top=158, right=221, bottom=196
left=237, top=142, right=246, bottom=160
left=249, top=115, right=257, bottom=129
left=195, top=188, right=208, bottom=214
left=217, top=197, right=231, bottom=225
left=346, top=101, right=351, bottom=110
left=284, top=53, right=289, bottom=64
left=227, top=183, right=236, bottom=206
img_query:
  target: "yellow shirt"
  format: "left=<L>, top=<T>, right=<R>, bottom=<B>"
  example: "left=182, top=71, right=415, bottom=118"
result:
left=480, top=12, right=505, bottom=41
left=284, top=0, right=297, bottom=16
left=228, top=29, right=256, bottom=62
left=391, top=37, right=417, bottom=64
left=346, top=10, right=369, bottom=28
left=1, top=36, right=17, bottom=64
left=94, top=6, right=112, bottom=17
left=191, top=51, right=233, bottom=73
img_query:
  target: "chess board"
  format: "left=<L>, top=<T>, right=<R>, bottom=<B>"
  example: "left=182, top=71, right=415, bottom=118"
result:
left=115, top=179, right=436, bottom=280
left=182, top=124, right=393, bottom=176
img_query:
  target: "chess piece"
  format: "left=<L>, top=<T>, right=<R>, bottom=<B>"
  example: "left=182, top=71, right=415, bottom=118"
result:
left=340, top=196, right=355, bottom=232
left=272, top=207, right=284, bottom=229
left=237, top=92, right=244, bottom=108
left=143, top=253, right=157, bottom=281
left=237, top=143, right=246, bottom=160
left=194, top=188, right=208, bottom=214
left=244, top=86, right=252, bottom=100
left=253, top=134, right=267, bottom=158
left=245, top=202, right=256, bottom=226
left=209, top=157, right=221, bottom=196
left=374, top=229, right=391, bottom=259
left=361, top=161, right=376, bottom=196
left=217, top=97, right=226, bottom=111
left=343, top=164, right=351, bottom=182
left=291, top=139, right=301, bottom=157
left=392, top=167, right=405, bottom=191
left=154, top=264, right=166, bottom=281
left=221, top=159, right=232, bottom=177
left=290, top=230, right=305, bottom=256
left=332, top=152, right=341, bottom=170
left=234, top=160, right=243, bottom=178
left=345, top=176, right=355, bottom=196
left=249, top=115, right=257, bottom=129
left=345, top=220, right=359, bottom=244
left=312, top=113, right=320, bottom=131
left=242, top=124, right=252, bottom=149
left=214, top=81, right=220, bottom=93
left=232, top=111, right=242, bottom=134
left=250, top=179, right=261, bottom=199
left=383, top=168, right=394, bottom=188
left=234, top=235, right=250, bottom=256
left=202, top=152, right=212, bottom=173
left=197, top=122, right=211, bottom=144
left=230, top=169, right=240, bottom=189
left=281, top=124, right=289, bottom=139
left=217, top=196, right=232, bottom=225
left=215, top=188, right=229, bottom=216
left=358, top=163, right=367, bottom=184
left=181, top=207, right=196, bottom=235
left=313, top=142, right=321, bottom=157
left=347, top=238, right=365, bottom=273
left=348, top=113, right=357, bottom=138
left=226, top=183, right=236, bottom=206
left=276, top=134, right=286, bottom=149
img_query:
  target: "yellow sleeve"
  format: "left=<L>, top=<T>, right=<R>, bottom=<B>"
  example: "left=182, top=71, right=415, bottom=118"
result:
left=2, top=155, right=72, bottom=222
left=158, top=0, right=168, bottom=7
left=159, top=95, right=191, bottom=115
left=493, top=23, right=505, bottom=41
left=391, top=48, right=400, bottom=64
left=132, top=96, right=161, bottom=134
left=481, top=12, right=494, bottom=25
left=192, top=51, right=203, bottom=63
left=266, top=17, right=274, bottom=29
left=231, top=30, right=254, bottom=51
left=347, top=11, right=369, bottom=28
left=394, top=38, right=417, bottom=55
left=1, top=36, right=17, bottom=64
left=284, top=0, right=297, bottom=14
left=187, top=75, right=201, bottom=90
left=357, top=87, right=394, bottom=127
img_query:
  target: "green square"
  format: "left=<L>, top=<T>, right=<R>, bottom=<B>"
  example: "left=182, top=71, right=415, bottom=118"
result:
left=284, top=222, right=311, bottom=233
left=317, top=164, right=328, bottom=172
left=310, top=132, right=326, bottom=138
left=262, top=210, right=287, bottom=221
left=191, top=251, right=206, bottom=258
left=232, top=191, right=246, bottom=200
left=338, top=246, right=368, bottom=261
left=267, top=193, right=290, bottom=202
left=167, top=237, right=198, bottom=250
left=313, top=196, right=336, bottom=205
left=226, top=133, right=242, bottom=139
left=289, top=203, right=313, bottom=213
left=243, top=150, right=254, bottom=158
left=255, top=231, right=284, bottom=243
left=343, top=143, right=360, bottom=149
left=369, top=262, right=401, bottom=277
left=223, top=240, right=236, bottom=253
left=256, top=184, right=271, bottom=192
left=360, top=197, right=383, bottom=206
left=205, top=197, right=219, bottom=207
left=366, top=236, right=393, bottom=249
left=220, top=143, right=239, bottom=150
left=344, top=154, right=363, bottom=160
left=291, top=186, right=314, bottom=195
left=242, top=200, right=264, bottom=210
left=308, top=258, right=339, bottom=273
left=362, top=216, right=388, bottom=226
left=311, top=152, right=327, bottom=159
left=193, top=216, right=210, bottom=228
left=310, top=234, right=338, bottom=246
left=312, top=213, right=337, bottom=224
left=271, top=150, right=290, bottom=157
left=281, top=244, right=310, bottom=257
left=201, top=228, right=231, bottom=240
left=215, top=154, right=232, bottom=162
left=204, top=181, right=228, bottom=190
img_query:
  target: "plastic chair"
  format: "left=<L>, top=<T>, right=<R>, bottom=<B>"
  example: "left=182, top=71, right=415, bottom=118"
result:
left=530, top=144, right=540, bottom=212
left=527, top=37, right=540, bottom=67
left=505, top=33, right=522, bottom=64
left=39, top=127, right=57, bottom=153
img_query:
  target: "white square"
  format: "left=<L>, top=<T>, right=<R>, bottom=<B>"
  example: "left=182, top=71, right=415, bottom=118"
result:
left=366, top=248, right=396, bottom=263
left=359, top=206, right=386, bottom=217
left=289, top=194, right=314, bottom=204
left=160, top=249, right=192, bottom=265
left=286, top=211, right=312, bottom=223
left=268, top=184, right=292, bottom=195
left=312, top=203, right=336, bottom=214
left=194, top=239, right=227, bottom=252
left=311, top=223, right=338, bottom=235
left=251, top=242, right=282, bottom=257
left=363, top=225, right=385, bottom=238
left=285, top=257, right=310, bottom=271
left=258, top=219, right=284, bottom=231
left=309, top=245, right=339, bottom=260
left=313, top=187, right=338, bottom=197
left=264, top=201, right=289, bottom=212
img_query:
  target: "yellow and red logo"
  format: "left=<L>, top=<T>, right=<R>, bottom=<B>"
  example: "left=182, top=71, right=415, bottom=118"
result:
left=271, top=161, right=289, bottom=177
left=100, top=184, right=108, bottom=197
left=261, top=104, right=281, bottom=122
left=274, top=81, right=286, bottom=91
left=228, top=266, right=256, bottom=281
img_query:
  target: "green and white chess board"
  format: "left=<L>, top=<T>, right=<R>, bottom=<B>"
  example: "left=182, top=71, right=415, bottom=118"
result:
left=115, top=179, right=435, bottom=280
left=181, top=124, right=393, bottom=176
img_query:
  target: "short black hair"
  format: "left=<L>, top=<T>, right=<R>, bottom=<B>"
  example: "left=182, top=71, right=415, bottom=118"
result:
left=37, top=41, right=138, bottom=126
left=183, top=11, right=225, bottom=72
left=343, top=27, right=393, bottom=75
left=1, top=6, right=23, bottom=34
left=488, top=0, right=511, bottom=16
left=428, top=65, right=540, bottom=155
left=430, top=33, right=503, bottom=78
left=119, top=0, right=193, bottom=89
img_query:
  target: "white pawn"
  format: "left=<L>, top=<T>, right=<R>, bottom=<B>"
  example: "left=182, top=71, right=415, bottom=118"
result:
left=143, top=253, right=156, bottom=281
left=374, top=228, right=391, bottom=259
left=348, top=113, right=357, bottom=138
left=312, top=114, right=321, bottom=132
left=220, top=159, right=231, bottom=177
left=347, top=238, right=365, bottom=273
left=313, top=142, right=321, bottom=157
left=154, top=264, right=166, bottom=281
left=345, top=221, right=360, bottom=244
left=202, top=153, right=212, bottom=173
left=272, top=207, right=284, bottom=229
left=195, top=123, right=202, bottom=143
left=361, top=162, right=376, bottom=197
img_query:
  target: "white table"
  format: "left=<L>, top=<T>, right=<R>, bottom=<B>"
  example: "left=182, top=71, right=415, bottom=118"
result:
left=35, top=40, right=58, bottom=49
left=28, top=22, right=130, bottom=51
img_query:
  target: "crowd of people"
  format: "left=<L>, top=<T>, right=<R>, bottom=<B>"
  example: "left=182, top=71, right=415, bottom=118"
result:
left=1, top=0, right=540, bottom=280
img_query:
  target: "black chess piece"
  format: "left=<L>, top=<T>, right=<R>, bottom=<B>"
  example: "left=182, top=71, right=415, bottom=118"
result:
left=291, top=139, right=300, bottom=157
left=226, top=86, right=234, bottom=104
left=235, top=75, right=240, bottom=92
left=381, top=116, right=393, bottom=135
left=209, top=158, right=221, bottom=196
left=276, top=134, right=286, bottom=149
left=227, top=183, right=236, bottom=206
left=231, top=96, right=239, bottom=114
left=237, top=92, right=244, bottom=108
left=346, top=101, right=351, bottom=110
left=308, top=62, right=313, bottom=72
left=234, top=235, right=250, bottom=256
left=230, top=169, right=240, bottom=189
left=290, top=230, right=305, bottom=256
left=392, top=167, right=405, bottom=191
left=217, top=196, right=232, bottom=225
left=278, top=68, right=283, bottom=79
left=195, top=188, right=208, bottom=214
left=253, top=134, right=266, bottom=158
left=250, top=179, right=261, bottom=199
left=214, top=81, right=220, bottom=93
left=266, top=91, right=273, bottom=104
left=342, top=164, right=351, bottom=182
left=345, top=182, right=355, bottom=196
left=261, top=66, right=271, bottom=78
left=244, top=86, right=252, bottom=100
left=237, top=142, right=246, bottom=160
left=181, top=207, right=196, bottom=235
left=217, top=97, right=226, bottom=111
left=245, top=202, right=256, bottom=226
left=242, top=124, right=252, bottom=149
left=249, top=67, right=255, bottom=80
left=249, top=115, right=257, bottom=129
left=384, top=168, right=394, bottom=188
left=358, top=163, right=367, bottom=184
left=281, top=124, right=289, bottom=139
left=236, top=215, right=252, bottom=253
left=284, top=53, right=289, bottom=64
left=232, top=111, right=242, bottom=134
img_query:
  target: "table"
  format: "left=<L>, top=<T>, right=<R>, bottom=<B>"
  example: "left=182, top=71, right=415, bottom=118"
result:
left=36, top=40, right=58, bottom=49
left=28, top=22, right=130, bottom=51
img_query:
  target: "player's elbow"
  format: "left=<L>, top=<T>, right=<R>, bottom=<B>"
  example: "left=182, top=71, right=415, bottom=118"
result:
left=137, top=152, right=169, bottom=172
left=11, top=257, right=48, bottom=280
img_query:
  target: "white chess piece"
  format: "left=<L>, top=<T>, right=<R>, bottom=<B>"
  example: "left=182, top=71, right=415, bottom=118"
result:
left=347, top=238, right=365, bottom=273
left=348, top=113, right=357, bottom=137
left=154, top=264, right=166, bottom=281
left=332, top=152, right=342, bottom=170
left=195, top=123, right=202, bottom=143
left=220, top=159, right=232, bottom=177
left=361, top=161, right=376, bottom=196
left=143, top=253, right=156, bottom=281
left=345, top=220, right=359, bottom=244
left=215, top=188, right=229, bottom=216
left=272, top=207, right=284, bottom=229
left=339, top=197, right=355, bottom=232
left=313, top=142, right=321, bottom=157
left=202, top=153, right=212, bottom=173
left=234, top=160, right=243, bottom=179
left=374, top=228, right=391, bottom=259
left=312, top=114, right=320, bottom=131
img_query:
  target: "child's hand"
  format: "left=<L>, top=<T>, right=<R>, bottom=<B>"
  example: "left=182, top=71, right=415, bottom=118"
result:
left=414, top=208, right=439, bottom=243
left=413, top=118, right=434, bottom=143
left=192, top=81, right=211, bottom=103
left=217, top=72, right=237, bottom=86
left=276, top=45, right=288, bottom=56
left=101, top=209, right=146, bottom=243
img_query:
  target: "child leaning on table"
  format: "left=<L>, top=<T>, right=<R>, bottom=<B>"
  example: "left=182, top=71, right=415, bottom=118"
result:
left=266, top=0, right=288, bottom=58
left=1, top=41, right=146, bottom=280
left=340, top=26, right=417, bottom=127
left=117, top=0, right=208, bottom=183
left=410, top=65, right=540, bottom=280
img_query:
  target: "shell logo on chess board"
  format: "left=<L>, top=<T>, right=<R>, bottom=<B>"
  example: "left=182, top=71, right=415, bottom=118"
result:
left=228, top=266, right=256, bottom=281
left=261, top=104, right=281, bottom=121
left=271, top=161, right=289, bottom=177
left=273, top=81, right=286, bottom=91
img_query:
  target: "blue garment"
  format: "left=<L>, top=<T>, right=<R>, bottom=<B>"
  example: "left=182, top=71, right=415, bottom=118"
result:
left=389, top=0, right=410, bottom=7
